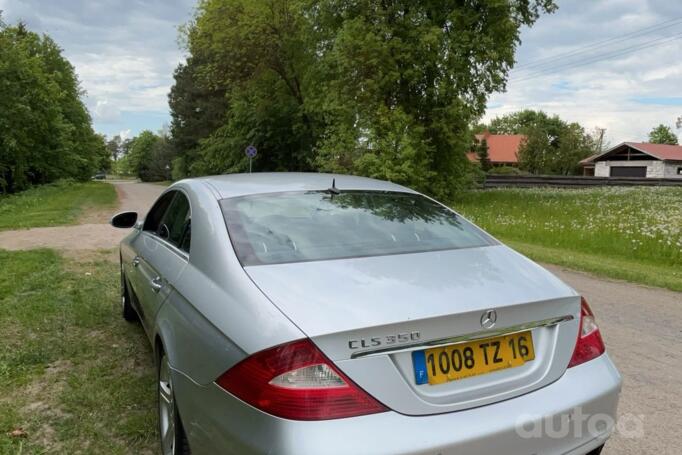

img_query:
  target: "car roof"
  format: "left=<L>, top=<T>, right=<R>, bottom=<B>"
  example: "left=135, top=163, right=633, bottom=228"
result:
left=195, top=172, right=417, bottom=199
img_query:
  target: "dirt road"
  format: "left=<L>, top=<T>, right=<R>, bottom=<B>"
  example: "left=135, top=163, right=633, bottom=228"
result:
left=0, top=181, right=679, bottom=453
left=0, top=181, right=164, bottom=251
left=545, top=265, right=681, bottom=454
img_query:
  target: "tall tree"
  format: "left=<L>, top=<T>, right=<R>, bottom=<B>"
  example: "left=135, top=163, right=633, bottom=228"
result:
left=648, top=124, right=678, bottom=145
left=310, top=0, right=557, bottom=198
left=125, top=131, right=159, bottom=181
left=476, top=138, right=492, bottom=172
left=106, top=135, right=123, bottom=161
left=168, top=57, right=228, bottom=178
left=488, top=110, right=595, bottom=175
left=0, top=19, right=102, bottom=192
left=170, top=0, right=557, bottom=198
left=488, top=110, right=566, bottom=145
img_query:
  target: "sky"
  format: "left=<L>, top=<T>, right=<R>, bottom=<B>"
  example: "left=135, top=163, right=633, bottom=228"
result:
left=0, top=0, right=196, bottom=140
left=486, top=0, right=682, bottom=146
left=0, top=0, right=680, bottom=145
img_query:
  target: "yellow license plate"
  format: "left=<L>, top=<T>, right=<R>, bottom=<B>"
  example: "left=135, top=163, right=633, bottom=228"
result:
left=413, top=331, right=535, bottom=385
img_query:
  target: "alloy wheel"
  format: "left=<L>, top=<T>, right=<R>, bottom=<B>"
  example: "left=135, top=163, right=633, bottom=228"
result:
left=159, top=354, right=176, bottom=455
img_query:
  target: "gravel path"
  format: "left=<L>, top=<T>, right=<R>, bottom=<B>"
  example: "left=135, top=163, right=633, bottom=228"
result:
left=0, top=181, right=678, bottom=453
left=545, top=265, right=681, bottom=455
left=0, top=181, right=164, bottom=251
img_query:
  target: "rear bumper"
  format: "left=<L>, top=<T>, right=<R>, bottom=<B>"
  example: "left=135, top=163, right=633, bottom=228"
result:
left=174, top=353, right=621, bottom=455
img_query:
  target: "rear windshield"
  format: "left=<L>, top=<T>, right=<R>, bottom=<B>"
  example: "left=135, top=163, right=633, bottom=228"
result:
left=220, top=191, right=493, bottom=266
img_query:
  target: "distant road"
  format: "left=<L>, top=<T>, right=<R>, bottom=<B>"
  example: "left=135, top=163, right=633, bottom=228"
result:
left=0, top=181, right=164, bottom=251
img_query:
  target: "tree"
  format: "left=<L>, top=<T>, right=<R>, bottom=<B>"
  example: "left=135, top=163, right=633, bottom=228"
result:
left=173, top=0, right=316, bottom=178
left=0, top=19, right=103, bottom=192
left=488, top=110, right=595, bottom=175
left=145, top=134, right=175, bottom=182
left=125, top=131, right=158, bottom=181
left=168, top=57, right=228, bottom=178
left=106, top=135, right=123, bottom=161
left=648, top=124, right=678, bottom=145
left=170, top=0, right=557, bottom=199
left=476, top=138, right=492, bottom=172
left=94, top=134, right=112, bottom=172
left=488, top=110, right=566, bottom=145
left=310, top=0, right=557, bottom=198
left=117, top=131, right=175, bottom=181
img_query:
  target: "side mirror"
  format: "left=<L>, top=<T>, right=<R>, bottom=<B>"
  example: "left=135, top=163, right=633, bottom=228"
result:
left=111, top=211, right=139, bottom=229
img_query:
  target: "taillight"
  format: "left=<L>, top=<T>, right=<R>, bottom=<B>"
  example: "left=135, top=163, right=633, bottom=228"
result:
left=215, top=339, right=388, bottom=420
left=568, top=297, right=606, bottom=368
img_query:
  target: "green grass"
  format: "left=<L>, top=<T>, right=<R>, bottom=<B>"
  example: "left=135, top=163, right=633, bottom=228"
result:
left=0, top=249, right=156, bottom=454
left=453, top=187, right=682, bottom=292
left=0, top=181, right=117, bottom=231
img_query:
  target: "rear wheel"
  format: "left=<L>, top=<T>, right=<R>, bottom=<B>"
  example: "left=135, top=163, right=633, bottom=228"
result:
left=158, top=352, right=190, bottom=455
left=120, top=260, right=138, bottom=322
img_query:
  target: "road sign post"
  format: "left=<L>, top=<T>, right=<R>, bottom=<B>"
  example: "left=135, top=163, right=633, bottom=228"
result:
left=245, top=145, right=257, bottom=173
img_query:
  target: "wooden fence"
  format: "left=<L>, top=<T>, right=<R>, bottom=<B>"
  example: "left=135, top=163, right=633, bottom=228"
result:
left=483, top=175, right=682, bottom=188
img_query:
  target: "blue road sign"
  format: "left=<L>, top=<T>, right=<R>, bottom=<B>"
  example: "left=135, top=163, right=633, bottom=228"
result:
left=245, top=145, right=257, bottom=158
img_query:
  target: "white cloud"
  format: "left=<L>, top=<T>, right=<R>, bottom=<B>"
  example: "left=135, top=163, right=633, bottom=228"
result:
left=93, top=99, right=120, bottom=122
left=1, top=0, right=194, bottom=137
left=119, top=129, right=132, bottom=141
left=483, top=0, right=682, bottom=145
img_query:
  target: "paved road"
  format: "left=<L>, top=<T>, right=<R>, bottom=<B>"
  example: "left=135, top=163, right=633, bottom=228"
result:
left=0, top=181, right=164, bottom=251
left=0, top=181, right=679, bottom=452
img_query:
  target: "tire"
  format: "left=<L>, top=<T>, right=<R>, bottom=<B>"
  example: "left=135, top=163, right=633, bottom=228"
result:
left=120, top=260, right=138, bottom=322
left=587, top=445, right=604, bottom=455
left=158, top=351, right=191, bottom=455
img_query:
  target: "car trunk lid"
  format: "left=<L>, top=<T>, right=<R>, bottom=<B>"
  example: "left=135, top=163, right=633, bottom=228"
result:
left=244, top=245, right=581, bottom=415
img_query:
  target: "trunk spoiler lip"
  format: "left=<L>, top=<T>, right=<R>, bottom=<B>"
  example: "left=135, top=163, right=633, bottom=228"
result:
left=349, top=314, right=575, bottom=359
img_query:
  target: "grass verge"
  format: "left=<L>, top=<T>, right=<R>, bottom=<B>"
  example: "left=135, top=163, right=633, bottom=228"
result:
left=454, top=187, right=682, bottom=293
left=0, top=249, right=156, bottom=454
left=0, top=181, right=117, bottom=231
left=504, top=240, right=682, bottom=293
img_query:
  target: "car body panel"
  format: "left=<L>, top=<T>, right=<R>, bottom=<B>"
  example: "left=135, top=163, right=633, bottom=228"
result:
left=172, top=353, right=621, bottom=455
left=127, top=232, right=183, bottom=332
left=244, top=244, right=580, bottom=414
left=199, top=172, right=418, bottom=199
left=120, top=179, right=306, bottom=383
left=244, top=244, right=577, bottom=340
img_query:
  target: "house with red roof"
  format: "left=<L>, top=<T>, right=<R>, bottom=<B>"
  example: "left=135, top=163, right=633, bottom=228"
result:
left=467, top=131, right=526, bottom=166
left=579, top=142, right=682, bottom=178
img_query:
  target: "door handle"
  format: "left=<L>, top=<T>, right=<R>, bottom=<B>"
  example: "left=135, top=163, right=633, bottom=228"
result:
left=132, top=256, right=141, bottom=267
left=150, top=276, right=163, bottom=293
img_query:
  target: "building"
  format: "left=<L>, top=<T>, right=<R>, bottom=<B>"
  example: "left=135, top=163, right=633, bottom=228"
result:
left=580, top=142, right=682, bottom=178
left=467, top=131, right=526, bottom=167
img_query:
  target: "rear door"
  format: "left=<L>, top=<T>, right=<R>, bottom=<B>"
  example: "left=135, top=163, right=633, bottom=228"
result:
left=130, top=190, right=191, bottom=333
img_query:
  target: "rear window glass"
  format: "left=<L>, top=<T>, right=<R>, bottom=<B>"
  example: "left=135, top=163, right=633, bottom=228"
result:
left=220, top=191, right=493, bottom=266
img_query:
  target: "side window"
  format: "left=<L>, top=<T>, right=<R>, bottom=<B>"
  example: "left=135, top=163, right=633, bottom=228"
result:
left=179, top=220, right=191, bottom=253
left=158, top=192, right=191, bottom=252
left=143, top=192, right=175, bottom=232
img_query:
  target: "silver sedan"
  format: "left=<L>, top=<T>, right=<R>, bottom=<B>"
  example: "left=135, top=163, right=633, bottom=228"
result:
left=111, top=173, right=621, bottom=455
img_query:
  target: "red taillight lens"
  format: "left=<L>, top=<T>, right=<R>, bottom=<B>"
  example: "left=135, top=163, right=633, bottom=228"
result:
left=215, top=339, right=388, bottom=420
left=568, top=297, right=606, bottom=368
